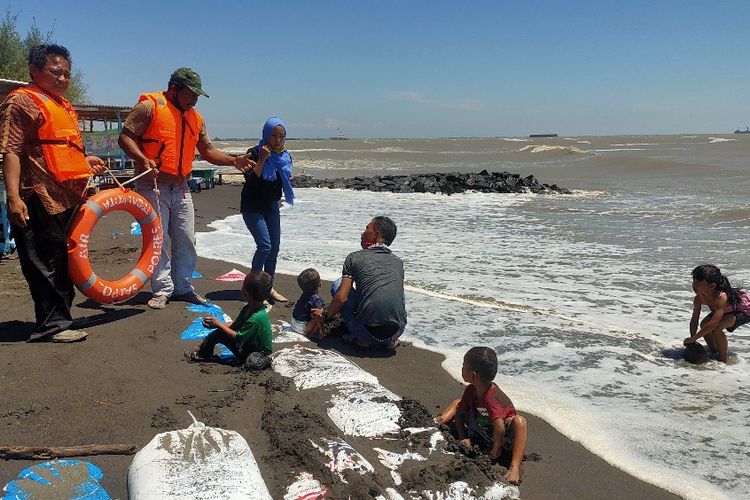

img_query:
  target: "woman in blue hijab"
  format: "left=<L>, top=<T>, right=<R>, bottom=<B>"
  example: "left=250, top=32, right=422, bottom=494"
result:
left=241, top=117, right=295, bottom=302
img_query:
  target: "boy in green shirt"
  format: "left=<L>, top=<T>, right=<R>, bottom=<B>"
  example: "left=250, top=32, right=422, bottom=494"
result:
left=185, top=271, right=273, bottom=369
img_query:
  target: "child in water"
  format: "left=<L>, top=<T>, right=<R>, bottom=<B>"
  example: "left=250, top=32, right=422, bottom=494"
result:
left=685, top=264, right=750, bottom=363
left=185, top=271, right=273, bottom=370
left=291, top=268, right=327, bottom=338
left=436, top=347, right=528, bottom=485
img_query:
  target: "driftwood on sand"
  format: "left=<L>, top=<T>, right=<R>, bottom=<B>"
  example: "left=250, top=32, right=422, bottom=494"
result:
left=0, top=444, right=136, bottom=460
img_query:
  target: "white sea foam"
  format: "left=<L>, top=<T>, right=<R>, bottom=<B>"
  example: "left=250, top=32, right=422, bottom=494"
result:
left=518, top=144, right=586, bottom=154
left=708, top=137, right=736, bottom=143
left=371, top=146, right=422, bottom=153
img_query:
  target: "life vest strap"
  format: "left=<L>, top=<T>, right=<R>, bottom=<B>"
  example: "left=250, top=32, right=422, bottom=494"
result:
left=38, top=139, right=86, bottom=154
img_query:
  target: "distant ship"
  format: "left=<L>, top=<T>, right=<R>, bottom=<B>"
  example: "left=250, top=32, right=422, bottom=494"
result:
left=330, top=127, right=349, bottom=140
left=734, top=126, right=750, bottom=134
left=529, top=133, right=558, bottom=138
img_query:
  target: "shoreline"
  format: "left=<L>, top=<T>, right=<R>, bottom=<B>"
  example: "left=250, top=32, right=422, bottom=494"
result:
left=0, top=184, right=682, bottom=498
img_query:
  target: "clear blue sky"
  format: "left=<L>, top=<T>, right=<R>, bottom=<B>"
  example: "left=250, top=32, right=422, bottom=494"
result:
left=5, top=0, right=749, bottom=138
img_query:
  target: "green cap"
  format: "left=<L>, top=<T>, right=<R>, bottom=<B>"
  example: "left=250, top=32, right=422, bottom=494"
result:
left=169, top=67, right=209, bottom=97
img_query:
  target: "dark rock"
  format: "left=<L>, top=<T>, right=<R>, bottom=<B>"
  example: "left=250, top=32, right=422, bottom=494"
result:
left=291, top=171, right=570, bottom=195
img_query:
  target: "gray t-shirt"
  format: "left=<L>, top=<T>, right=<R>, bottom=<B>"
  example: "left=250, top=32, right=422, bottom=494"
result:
left=342, top=245, right=407, bottom=328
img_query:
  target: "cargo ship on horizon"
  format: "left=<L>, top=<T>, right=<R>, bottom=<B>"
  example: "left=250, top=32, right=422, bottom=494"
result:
left=529, top=133, right=558, bottom=138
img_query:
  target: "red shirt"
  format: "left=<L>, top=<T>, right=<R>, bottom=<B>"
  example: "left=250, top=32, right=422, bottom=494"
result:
left=458, top=383, right=516, bottom=426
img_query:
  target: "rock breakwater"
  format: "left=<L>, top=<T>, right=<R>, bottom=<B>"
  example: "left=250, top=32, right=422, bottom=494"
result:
left=292, top=170, right=571, bottom=195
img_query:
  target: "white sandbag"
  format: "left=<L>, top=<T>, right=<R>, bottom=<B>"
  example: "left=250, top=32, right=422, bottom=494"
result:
left=128, top=414, right=271, bottom=499
left=376, top=488, right=407, bottom=500
left=273, top=321, right=309, bottom=344
left=373, top=447, right=426, bottom=486
left=283, top=472, right=329, bottom=500
left=420, top=481, right=520, bottom=500
left=310, top=437, right=374, bottom=483
left=327, top=381, right=401, bottom=437
left=273, top=346, right=402, bottom=437
left=272, top=346, right=378, bottom=389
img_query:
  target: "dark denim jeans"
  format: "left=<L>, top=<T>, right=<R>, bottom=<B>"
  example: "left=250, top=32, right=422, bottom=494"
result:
left=242, top=201, right=280, bottom=278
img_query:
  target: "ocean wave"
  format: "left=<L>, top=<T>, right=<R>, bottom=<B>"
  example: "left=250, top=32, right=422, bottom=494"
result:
left=212, top=147, right=250, bottom=154
left=590, top=148, right=650, bottom=152
left=289, top=148, right=343, bottom=153
left=701, top=206, right=750, bottom=225
left=518, top=144, right=586, bottom=154
left=566, top=189, right=610, bottom=198
left=500, top=137, right=530, bottom=142
left=403, top=284, right=542, bottom=314
left=300, top=159, right=407, bottom=171
left=611, top=143, right=658, bottom=147
left=708, top=137, right=736, bottom=143
left=371, top=146, right=422, bottom=153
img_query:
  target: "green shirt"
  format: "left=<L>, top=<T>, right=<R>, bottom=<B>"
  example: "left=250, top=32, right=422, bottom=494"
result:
left=234, top=304, right=273, bottom=355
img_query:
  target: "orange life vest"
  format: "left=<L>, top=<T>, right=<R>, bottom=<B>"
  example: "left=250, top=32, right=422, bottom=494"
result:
left=10, top=86, right=91, bottom=182
left=137, top=91, right=203, bottom=177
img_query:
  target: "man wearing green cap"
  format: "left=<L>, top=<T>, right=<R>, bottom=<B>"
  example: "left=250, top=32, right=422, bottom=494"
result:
left=118, top=67, right=253, bottom=310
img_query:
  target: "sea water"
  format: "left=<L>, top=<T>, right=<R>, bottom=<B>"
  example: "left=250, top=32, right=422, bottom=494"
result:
left=196, top=135, right=750, bottom=499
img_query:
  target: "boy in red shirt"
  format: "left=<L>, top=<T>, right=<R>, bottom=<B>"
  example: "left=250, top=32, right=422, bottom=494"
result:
left=436, top=347, right=528, bottom=485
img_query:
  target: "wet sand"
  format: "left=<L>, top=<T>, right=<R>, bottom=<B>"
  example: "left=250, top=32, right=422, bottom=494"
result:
left=0, top=184, right=677, bottom=498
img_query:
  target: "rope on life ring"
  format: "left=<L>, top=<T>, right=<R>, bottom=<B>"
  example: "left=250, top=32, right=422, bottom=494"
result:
left=67, top=188, right=163, bottom=304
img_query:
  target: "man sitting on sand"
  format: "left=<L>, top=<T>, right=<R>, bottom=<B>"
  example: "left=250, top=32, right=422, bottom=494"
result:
left=316, top=216, right=406, bottom=350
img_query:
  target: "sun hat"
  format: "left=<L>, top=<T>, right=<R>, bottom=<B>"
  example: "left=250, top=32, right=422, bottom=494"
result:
left=169, top=67, right=209, bottom=97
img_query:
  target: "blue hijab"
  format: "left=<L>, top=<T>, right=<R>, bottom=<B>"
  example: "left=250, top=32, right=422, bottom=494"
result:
left=258, top=116, right=294, bottom=205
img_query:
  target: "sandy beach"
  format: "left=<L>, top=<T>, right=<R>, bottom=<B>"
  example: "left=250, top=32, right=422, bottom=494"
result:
left=0, top=184, right=679, bottom=499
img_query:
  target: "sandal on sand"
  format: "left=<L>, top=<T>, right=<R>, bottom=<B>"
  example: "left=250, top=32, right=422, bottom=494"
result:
left=172, top=292, right=207, bottom=305
left=184, top=350, right=210, bottom=362
left=147, top=294, right=168, bottom=309
left=49, top=329, right=88, bottom=343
